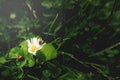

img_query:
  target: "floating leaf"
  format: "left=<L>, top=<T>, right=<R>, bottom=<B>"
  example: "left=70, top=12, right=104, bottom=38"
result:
left=19, top=40, right=28, bottom=55
left=9, top=47, right=22, bottom=58
left=0, top=57, right=7, bottom=64
left=17, top=59, right=27, bottom=68
left=40, top=43, right=57, bottom=61
left=27, top=54, right=35, bottom=67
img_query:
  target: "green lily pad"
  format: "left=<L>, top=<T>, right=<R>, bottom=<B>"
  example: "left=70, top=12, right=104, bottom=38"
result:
left=40, top=43, right=57, bottom=61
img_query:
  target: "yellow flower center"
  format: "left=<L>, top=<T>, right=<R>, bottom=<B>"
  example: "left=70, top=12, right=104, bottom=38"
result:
left=31, top=45, right=38, bottom=52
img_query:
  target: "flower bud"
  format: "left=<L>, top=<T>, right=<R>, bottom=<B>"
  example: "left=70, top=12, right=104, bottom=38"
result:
left=39, top=39, right=43, bottom=45
left=18, top=56, right=24, bottom=61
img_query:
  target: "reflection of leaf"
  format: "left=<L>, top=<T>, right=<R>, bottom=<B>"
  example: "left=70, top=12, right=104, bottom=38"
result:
left=41, top=0, right=62, bottom=8
left=43, top=13, right=54, bottom=18
left=51, top=68, right=62, bottom=78
left=54, top=23, right=62, bottom=34
left=1, top=69, right=10, bottom=77
left=59, top=72, right=86, bottom=80
left=42, top=70, right=51, bottom=77
left=40, top=43, right=57, bottom=61
left=18, top=69, right=24, bottom=79
left=91, top=0, right=100, bottom=6
left=106, top=49, right=119, bottom=58
left=27, top=74, right=40, bottom=80
left=41, top=1, right=53, bottom=9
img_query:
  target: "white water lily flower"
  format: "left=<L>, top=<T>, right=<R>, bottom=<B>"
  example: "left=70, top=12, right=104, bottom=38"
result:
left=27, top=37, right=44, bottom=55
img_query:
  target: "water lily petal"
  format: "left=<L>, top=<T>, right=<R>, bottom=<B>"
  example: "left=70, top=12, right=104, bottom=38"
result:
left=27, top=37, right=45, bottom=56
